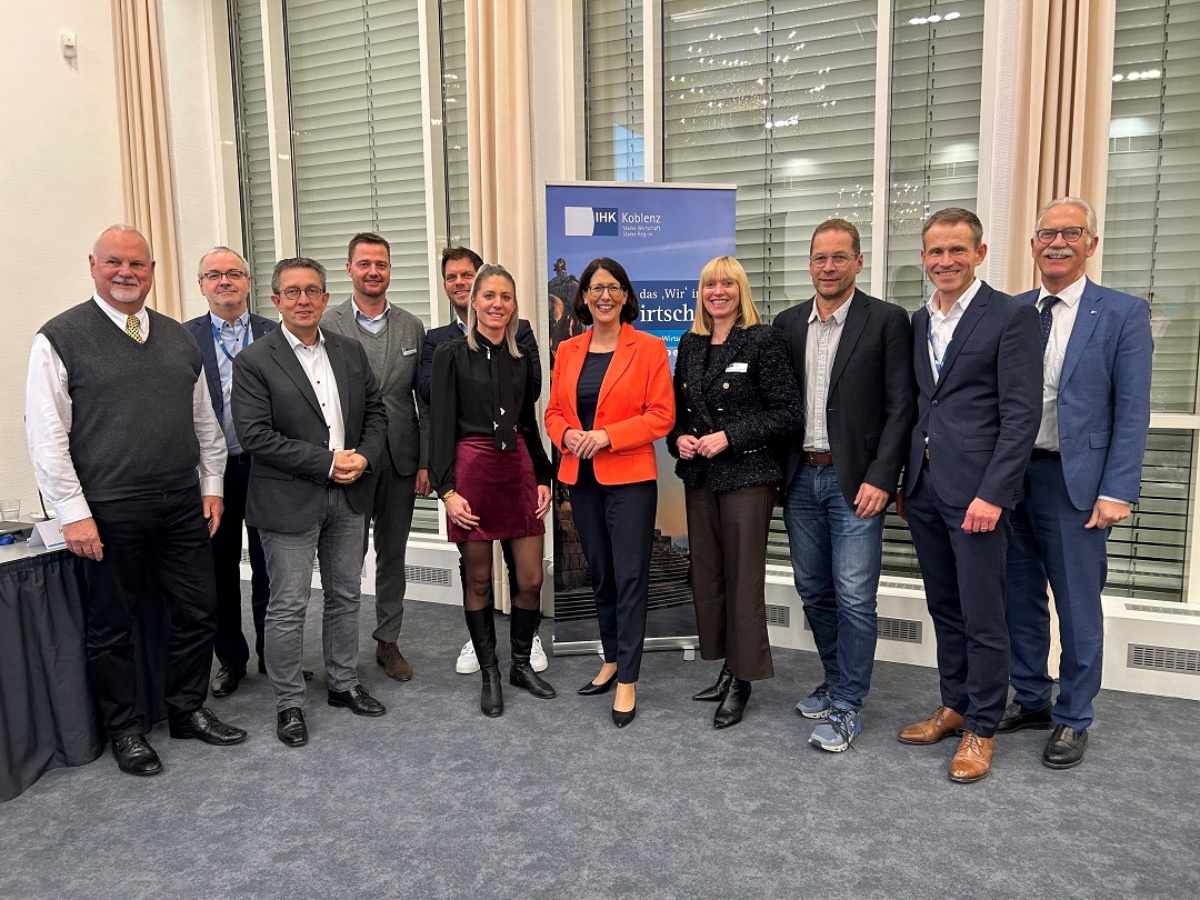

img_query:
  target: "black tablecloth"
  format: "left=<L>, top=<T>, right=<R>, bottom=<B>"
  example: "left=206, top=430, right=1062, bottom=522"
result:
left=0, top=548, right=168, bottom=802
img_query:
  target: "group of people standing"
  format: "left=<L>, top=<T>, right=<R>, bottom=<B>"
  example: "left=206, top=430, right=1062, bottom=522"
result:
left=26, top=193, right=1150, bottom=787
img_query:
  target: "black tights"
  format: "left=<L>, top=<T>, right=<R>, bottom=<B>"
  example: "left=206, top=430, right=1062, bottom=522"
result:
left=459, top=536, right=544, bottom=612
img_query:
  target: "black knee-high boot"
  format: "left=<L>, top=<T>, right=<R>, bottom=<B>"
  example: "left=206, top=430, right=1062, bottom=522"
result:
left=509, top=606, right=556, bottom=698
left=464, top=607, right=503, bottom=717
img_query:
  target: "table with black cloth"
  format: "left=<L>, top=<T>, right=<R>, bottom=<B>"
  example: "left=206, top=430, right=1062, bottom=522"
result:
left=0, top=544, right=168, bottom=802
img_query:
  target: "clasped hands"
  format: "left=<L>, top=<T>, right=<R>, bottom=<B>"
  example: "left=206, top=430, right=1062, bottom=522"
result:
left=562, top=428, right=612, bottom=460
left=675, top=431, right=729, bottom=460
left=444, top=484, right=551, bottom=532
left=332, top=449, right=369, bottom=484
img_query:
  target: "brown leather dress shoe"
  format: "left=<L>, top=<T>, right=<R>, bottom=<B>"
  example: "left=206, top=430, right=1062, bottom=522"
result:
left=949, top=731, right=995, bottom=783
left=897, top=706, right=965, bottom=745
left=376, top=641, right=413, bottom=681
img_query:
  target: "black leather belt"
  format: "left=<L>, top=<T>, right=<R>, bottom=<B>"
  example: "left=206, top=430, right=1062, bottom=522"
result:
left=803, top=451, right=833, bottom=467
left=1030, top=449, right=1062, bottom=461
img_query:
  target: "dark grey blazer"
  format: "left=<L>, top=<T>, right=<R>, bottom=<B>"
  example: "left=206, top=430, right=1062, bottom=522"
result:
left=773, top=289, right=916, bottom=506
left=321, top=298, right=429, bottom=476
left=668, top=324, right=802, bottom=492
left=232, top=326, right=388, bottom=533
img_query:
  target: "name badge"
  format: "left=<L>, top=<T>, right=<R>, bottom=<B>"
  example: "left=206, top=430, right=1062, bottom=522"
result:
left=402, top=347, right=418, bottom=356
left=725, top=362, right=748, bottom=373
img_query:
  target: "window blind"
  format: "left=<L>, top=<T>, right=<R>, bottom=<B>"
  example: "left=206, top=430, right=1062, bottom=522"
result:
left=440, top=0, right=470, bottom=248
left=586, top=0, right=645, bottom=181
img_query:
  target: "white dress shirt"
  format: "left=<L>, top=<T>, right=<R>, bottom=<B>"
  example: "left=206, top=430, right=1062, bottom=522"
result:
left=279, top=326, right=347, bottom=454
left=1034, top=275, right=1084, bottom=451
left=926, top=277, right=984, bottom=383
left=26, top=295, right=225, bottom=526
left=803, top=298, right=851, bottom=452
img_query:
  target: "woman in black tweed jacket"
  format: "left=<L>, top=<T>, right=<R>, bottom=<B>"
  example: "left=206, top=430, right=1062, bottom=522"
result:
left=669, top=255, right=802, bottom=729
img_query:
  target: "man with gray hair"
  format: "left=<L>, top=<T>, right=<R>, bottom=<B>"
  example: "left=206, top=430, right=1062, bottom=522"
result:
left=1000, top=197, right=1152, bottom=769
left=232, top=257, right=389, bottom=747
left=27, top=225, right=247, bottom=776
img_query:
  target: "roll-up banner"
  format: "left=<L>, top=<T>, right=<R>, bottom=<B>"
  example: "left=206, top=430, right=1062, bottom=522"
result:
left=544, top=181, right=737, bottom=655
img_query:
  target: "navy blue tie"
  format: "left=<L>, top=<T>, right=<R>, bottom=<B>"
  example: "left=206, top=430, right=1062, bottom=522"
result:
left=1039, top=296, right=1059, bottom=348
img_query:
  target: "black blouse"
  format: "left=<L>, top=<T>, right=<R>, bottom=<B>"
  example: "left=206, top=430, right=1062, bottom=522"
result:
left=428, top=332, right=553, bottom=494
left=576, top=350, right=614, bottom=431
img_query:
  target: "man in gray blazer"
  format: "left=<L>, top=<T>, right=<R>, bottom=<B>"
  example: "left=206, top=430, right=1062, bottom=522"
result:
left=233, top=257, right=389, bottom=747
left=322, top=233, right=430, bottom=682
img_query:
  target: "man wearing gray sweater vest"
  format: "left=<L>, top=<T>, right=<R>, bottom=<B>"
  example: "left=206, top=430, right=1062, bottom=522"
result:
left=26, top=225, right=248, bottom=777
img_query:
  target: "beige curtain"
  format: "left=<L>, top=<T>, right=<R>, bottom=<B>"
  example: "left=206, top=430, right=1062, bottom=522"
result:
left=1005, top=0, right=1116, bottom=294
left=112, top=0, right=181, bottom=319
left=465, top=1, right=540, bottom=612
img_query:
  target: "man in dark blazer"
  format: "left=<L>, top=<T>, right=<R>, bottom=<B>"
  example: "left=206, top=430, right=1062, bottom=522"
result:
left=897, top=208, right=1042, bottom=784
left=232, top=257, right=389, bottom=747
left=322, top=233, right=429, bottom=683
left=774, top=219, right=915, bottom=752
left=418, top=246, right=548, bottom=676
left=1001, top=197, right=1152, bottom=769
left=185, top=247, right=278, bottom=698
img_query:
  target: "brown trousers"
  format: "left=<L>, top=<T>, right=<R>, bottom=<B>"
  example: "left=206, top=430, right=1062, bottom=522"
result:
left=684, top=481, right=776, bottom=681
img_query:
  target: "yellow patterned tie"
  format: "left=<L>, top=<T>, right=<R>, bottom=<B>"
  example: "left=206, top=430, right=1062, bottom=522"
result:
left=125, top=314, right=144, bottom=344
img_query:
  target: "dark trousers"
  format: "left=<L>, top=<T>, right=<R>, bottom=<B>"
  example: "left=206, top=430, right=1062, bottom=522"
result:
left=363, top=466, right=417, bottom=644
left=210, top=455, right=269, bottom=670
left=570, top=467, right=656, bottom=683
left=84, top=485, right=218, bottom=739
left=905, top=464, right=1011, bottom=737
left=684, top=481, right=776, bottom=681
left=1006, top=457, right=1109, bottom=730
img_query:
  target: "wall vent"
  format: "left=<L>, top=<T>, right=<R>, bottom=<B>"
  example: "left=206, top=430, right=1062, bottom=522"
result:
left=1125, top=603, right=1200, bottom=618
left=765, top=604, right=790, bottom=627
left=407, top=565, right=452, bottom=586
left=1127, top=644, right=1200, bottom=675
left=803, top=615, right=922, bottom=643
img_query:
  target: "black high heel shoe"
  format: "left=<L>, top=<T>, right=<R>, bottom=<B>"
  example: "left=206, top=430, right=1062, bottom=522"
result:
left=692, top=663, right=733, bottom=702
left=713, top=677, right=751, bottom=729
left=612, top=682, right=637, bottom=728
left=578, top=670, right=618, bottom=696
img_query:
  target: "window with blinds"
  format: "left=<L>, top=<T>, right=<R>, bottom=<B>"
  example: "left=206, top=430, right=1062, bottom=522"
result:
left=885, top=0, right=984, bottom=315
left=440, top=0, right=470, bottom=248
left=1106, top=0, right=1200, bottom=414
left=228, top=0, right=276, bottom=313
left=586, top=0, right=644, bottom=182
left=660, top=0, right=879, bottom=318
left=284, top=0, right=430, bottom=324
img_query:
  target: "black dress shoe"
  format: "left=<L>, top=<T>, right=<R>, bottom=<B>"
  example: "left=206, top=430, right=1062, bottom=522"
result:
left=211, top=665, right=247, bottom=698
left=713, top=677, right=752, bottom=729
left=693, top=663, right=733, bottom=702
left=259, top=658, right=313, bottom=680
left=612, top=705, right=637, bottom=728
left=1043, top=724, right=1088, bottom=769
left=169, top=707, right=249, bottom=745
left=996, top=700, right=1053, bottom=733
left=328, top=684, right=387, bottom=717
left=111, top=734, right=162, bottom=776
left=578, top=671, right=618, bottom=696
left=276, top=707, right=308, bottom=747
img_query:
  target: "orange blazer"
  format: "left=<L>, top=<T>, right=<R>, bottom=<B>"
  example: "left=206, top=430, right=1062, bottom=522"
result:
left=545, top=323, right=675, bottom=486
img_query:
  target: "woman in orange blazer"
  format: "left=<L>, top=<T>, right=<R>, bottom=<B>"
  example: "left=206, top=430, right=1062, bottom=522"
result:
left=545, top=257, right=675, bottom=728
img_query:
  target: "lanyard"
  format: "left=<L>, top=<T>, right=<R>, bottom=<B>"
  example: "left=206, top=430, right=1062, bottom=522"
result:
left=211, top=320, right=250, bottom=363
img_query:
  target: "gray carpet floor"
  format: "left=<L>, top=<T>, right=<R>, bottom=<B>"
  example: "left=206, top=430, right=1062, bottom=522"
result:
left=2, top=593, right=1198, bottom=900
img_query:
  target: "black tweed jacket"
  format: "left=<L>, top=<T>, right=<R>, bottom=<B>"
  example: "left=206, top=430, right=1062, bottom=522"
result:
left=668, top=324, right=802, bottom=491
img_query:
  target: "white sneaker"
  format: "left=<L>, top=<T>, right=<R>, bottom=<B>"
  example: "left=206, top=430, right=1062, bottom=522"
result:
left=530, top=634, right=549, bottom=673
left=456, top=639, right=479, bottom=674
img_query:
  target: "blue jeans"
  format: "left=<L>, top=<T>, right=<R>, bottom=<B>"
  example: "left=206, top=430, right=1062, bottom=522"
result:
left=783, top=464, right=884, bottom=710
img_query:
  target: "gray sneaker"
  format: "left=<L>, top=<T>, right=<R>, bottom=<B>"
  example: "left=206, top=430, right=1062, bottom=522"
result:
left=795, top=682, right=832, bottom=719
left=809, top=705, right=861, bottom=752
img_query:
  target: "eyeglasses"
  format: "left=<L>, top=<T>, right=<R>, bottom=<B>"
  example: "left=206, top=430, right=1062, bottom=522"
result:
left=1035, top=227, right=1088, bottom=244
left=586, top=284, right=626, bottom=298
left=809, top=254, right=857, bottom=268
left=279, top=286, right=325, bottom=301
left=201, top=269, right=249, bottom=282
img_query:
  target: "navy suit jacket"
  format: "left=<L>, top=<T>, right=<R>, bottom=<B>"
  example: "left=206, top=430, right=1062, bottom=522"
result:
left=1014, top=278, right=1152, bottom=510
left=184, top=311, right=277, bottom=425
left=773, top=289, right=916, bottom=506
left=419, top=318, right=540, bottom=406
left=905, top=281, right=1043, bottom=510
left=231, top=326, right=388, bottom=533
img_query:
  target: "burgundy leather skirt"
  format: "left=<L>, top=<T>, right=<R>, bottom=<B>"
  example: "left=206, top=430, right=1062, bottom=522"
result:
left=447, top=435, right=545, bottom=543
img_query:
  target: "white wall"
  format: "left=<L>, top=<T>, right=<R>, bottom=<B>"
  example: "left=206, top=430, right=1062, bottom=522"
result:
left=0, top=2, right=221, bottom=518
